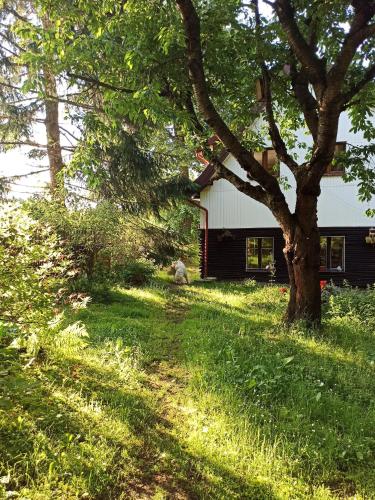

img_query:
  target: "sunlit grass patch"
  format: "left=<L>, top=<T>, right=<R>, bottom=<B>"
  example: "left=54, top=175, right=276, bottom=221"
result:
left=178, top=282, right=375, bottom=498
left=1, top=278, right=375, bottom=498
left=178, top=392, right=308, bottom=498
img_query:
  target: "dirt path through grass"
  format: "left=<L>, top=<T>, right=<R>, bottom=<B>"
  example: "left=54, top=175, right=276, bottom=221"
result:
left=123, top=286, right=196, bottom=499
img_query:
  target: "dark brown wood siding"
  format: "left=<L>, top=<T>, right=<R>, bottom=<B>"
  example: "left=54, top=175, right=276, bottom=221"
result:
left=200, top=227, right=375, bottom=287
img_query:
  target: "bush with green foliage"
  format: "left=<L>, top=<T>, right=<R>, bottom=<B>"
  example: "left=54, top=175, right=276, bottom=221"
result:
left=26, top=199, right=122, bottom=280
left=0, top=203, right=71, bottom=344
left=113, top=258, right=157, bottom=286
left=324, top=282, right=375, bottom=326
left=26, top=197, right=199, bottom=281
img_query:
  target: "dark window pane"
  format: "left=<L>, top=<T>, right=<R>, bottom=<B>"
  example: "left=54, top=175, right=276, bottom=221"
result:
left=261, top=237, right=274, bottom=269
left=331, top=161, right=345, bottom=173
left=262, top=237, right=273, bottom=250
left=247, top=237, right=274, bottom=270
left=335, top=142, right=346, bottom=154
left=330, top=236, right=344, bottom=270
left=261, top=248, right=273, bottom=269
left=247, top=238, right=259, bottom=268
left=320, top=237, right=327, bottom=270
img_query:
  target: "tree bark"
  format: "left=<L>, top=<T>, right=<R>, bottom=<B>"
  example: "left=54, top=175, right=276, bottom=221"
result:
left=41, top=16, right=64, bottom=201
left=282, top=192, right=321, bottom=325
left=44, top=67, right=64, bottom=199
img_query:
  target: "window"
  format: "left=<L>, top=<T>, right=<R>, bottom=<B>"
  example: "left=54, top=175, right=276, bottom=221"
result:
left=254, top=148, right=279, bottom=177
left=320, top=236, right=345, bottom=272
left=324, top=142, right=346, bottom=176
left=246, top=237, right=274, bottom=270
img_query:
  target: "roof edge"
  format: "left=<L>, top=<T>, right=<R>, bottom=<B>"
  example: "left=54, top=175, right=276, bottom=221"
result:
left=193, top=149, right=230, bottom=191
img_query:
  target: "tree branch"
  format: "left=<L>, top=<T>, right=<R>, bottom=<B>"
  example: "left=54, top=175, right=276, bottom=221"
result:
left=289, top=58, right=319, bottom=139
left=0, top=31, right=26, bottom=53
left=0, top=167, right=50, bottom=180
left=184, top=91, right=205, bottom=134
left=47, top=96, right=99, bottom=111
left=262, top=68, right=299, bottom=176
left=253, top=0, right=299, bottom=176
left=58, top=124, right=80, bottom=142
left=306, top=15, right=319, bottom=51
left=0, top=42, right=19, bottom=57
left=327, top=1, right=375, bottom=90
left=341, top=63, right=375, bottom=109
left=0, top=81, right=23, bottom=92
left=67, top=72, right=134, bottom=94
left=0, top=140, right=75, bottom=151
left=0, top=114, right=41, bottom=123
left=175, top=0, right=284, bottom=196
left=176, top=0, right=294, bottom=229
left=273, top=0, right=326, bottom=93
left=305, top=4, right=375, bottom=187
left=210, top=158, right=268, bottom=205
left=0, top=81, right=100, bottom=111
left=5, top=6, right=31, bottom=23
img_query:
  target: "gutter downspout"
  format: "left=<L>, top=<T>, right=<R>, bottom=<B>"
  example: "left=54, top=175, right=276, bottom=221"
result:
left=188, top=198, right=208, bottom=278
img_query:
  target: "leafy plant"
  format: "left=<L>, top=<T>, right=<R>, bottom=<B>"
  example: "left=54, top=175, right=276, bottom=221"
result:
left=325, top=283, right=375, bottom=327
left=0, top=203, right=71, bottom=343
left=113, top=258, right=157, bottom=286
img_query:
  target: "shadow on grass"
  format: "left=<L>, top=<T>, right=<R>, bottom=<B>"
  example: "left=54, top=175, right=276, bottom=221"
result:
left=0, top=286, right=277, bottom=499
left=0, top=349, right=276, bottom=499
left=2, top=281, right=375, bottom=498
left=174, top=282, right=375, bottom=496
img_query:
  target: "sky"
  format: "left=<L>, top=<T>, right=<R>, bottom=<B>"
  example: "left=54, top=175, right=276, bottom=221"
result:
left=0, top=112, right=76, bottom=199
left=0, top=148, right=51, bottom=199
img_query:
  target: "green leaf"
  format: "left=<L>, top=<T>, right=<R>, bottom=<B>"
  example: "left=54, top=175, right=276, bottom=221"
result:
left=247, top=379, right=257, bottom=389
left=282, top=356, right=294, bottom=365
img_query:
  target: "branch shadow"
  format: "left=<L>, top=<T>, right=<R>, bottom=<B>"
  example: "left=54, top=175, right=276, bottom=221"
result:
left=173, top=283, right=375, bottom=496
left=0, top=346, right=276, bottom=499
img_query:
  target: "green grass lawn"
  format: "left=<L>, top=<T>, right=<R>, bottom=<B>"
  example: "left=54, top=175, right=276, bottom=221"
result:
left=1, top=276, right=375, bottom=499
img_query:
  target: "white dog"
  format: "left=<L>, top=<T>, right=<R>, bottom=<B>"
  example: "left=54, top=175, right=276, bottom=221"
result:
left=172, top=259, right=189, bottom=285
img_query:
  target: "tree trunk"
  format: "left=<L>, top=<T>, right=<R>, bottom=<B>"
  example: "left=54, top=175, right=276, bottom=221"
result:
left=86, top=251, right=97, bottom=281
left=282, top=192, right=321, bottom=326
left=42, top=17, right=64, bottom=201
left=44, top=68, right=64, bottom=199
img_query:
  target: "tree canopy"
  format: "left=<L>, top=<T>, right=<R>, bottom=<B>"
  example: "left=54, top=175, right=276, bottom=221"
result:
left=4, top=0, right=374, bottom=205
left=2, top=0, right=375, bottom=323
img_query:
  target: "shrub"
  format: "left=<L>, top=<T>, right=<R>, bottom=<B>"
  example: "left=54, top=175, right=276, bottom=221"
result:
left=324, top=283, right=375, bottom=326
left=26, top=198, right=192, bottom=280
left=68, top=276, right=113, bottom=303
left=0, top=203, right=71, bottom=343
left=113, top=258, right=157, bottom=286
left=26, top=198, right=122, bottom=280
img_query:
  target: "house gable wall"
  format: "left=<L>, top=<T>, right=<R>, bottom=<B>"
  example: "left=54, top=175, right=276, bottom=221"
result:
left=199, top=113, right=374, bottom=229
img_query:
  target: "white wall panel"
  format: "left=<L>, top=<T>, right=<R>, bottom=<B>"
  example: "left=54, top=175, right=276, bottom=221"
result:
left=199, top=113, right=374, bottom=229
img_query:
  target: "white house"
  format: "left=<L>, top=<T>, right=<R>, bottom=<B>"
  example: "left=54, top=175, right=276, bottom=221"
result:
left=193, top=113, right=375, bottom=286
